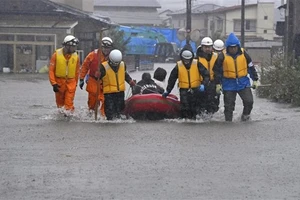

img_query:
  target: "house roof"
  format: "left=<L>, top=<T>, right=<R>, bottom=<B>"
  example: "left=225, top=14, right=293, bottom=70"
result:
left=0, top=0, right=113, bottom=26
left=170, top=4, right=222, bottom=15
left=0, top=20, right=78, bottom=29
left=94, top=10, right=162, bottom=25
left=41, top=0, right=112, bottom=25
left=211, top=4, right=257, bottom=13
left=94, top=0, right=161, bottom=8
left=159, top=9, right=173, bottom=15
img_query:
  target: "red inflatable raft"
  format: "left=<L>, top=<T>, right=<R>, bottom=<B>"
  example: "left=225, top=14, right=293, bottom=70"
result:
left=123, top=93, right=180, bottom=120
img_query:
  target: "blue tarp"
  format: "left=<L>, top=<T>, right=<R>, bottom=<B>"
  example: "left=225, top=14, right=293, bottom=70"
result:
left=127, top=37, right=156, bottom=55
left=119, top=26, right=197, bottom=55
left=146, top=27, right=197, bottom=52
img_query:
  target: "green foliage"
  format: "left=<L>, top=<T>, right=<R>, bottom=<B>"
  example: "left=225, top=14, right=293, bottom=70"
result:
left=258, top=53, right=300, bottom=106
left=104, top=27, right=131, bottom=54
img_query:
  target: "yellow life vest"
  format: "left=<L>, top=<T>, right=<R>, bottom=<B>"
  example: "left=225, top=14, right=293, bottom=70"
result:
left=102, top=61, right=125, bottom=94
left=198, top=52, right=218, bottom=81
left=223, top=48, right=248, bottom=79
left=178, top=59, right=200, bottom=89
left=55, top=48, right=78, bottom=78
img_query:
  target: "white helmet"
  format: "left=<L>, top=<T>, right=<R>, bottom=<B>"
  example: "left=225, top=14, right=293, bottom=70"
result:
left=213, top=39, right=225, bottom=51
left=201, top=37, right=213, bottom=46
left=63, top=35, right=79, bottom=46
left=102, top=37, right=113, bottom=47
left=181, top=50, right=193, bottom=59
left=109, top=49, right=122, bottom=65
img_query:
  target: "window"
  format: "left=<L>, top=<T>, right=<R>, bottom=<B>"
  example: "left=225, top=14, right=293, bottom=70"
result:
left=264, top=30, right=267, bottom=33
left=234, top=19, right=256, bottom=32
left=264, top=16, right=268, bottom=20
left=36, top=35, right=54, bottom=42
left=17, top=35, right=34, bottom=41
left=0, top=34, right=14, bottom=41
left=217, top=19, right=223, bottom=31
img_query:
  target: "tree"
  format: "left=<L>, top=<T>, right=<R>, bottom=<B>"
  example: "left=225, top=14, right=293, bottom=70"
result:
left=104, top=27, right=131, bottom=54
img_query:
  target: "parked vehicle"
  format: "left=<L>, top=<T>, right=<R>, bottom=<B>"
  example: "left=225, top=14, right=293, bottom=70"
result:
left=154, top=42, right=180, bottom=63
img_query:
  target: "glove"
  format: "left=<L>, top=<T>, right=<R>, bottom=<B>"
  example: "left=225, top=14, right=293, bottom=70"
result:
left=79, top=79, right=84, bottom=90
left=85, top=74, right=89, bottom=84
left=94, top=71, right=101, bottom=79
left=52, top=84, right=60, bottom=93
left=162, top=92, right=169, bottom=98
left=252, top=81, right=258, bottom=89
left=129, top=79, right=136, bottom=87
left=216, top=84, right=222, bottom=94
left=199, top=84, right=205, bottom=92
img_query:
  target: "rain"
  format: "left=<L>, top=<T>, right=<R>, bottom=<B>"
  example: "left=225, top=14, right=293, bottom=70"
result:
left=1, top=0, right=300, bottom=199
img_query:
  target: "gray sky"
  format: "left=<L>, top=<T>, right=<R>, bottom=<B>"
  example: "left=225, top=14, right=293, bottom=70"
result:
left=158, top=0, right=283, bottom=11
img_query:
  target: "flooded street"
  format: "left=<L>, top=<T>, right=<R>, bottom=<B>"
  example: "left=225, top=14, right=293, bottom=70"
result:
left=1, top=63, right=300, bottom=199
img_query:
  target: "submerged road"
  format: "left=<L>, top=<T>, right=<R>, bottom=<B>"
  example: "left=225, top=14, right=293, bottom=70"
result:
left=1, top=63, right=300, bottom=199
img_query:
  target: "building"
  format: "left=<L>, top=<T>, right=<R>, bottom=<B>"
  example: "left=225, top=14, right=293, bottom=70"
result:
left=208, top=2, right=275, bottom=41
left=50, top=0, right=94, bottom=12
left=0, top=0, right=112, bottom=73
left=93, top=0, right=162, bottom=26
left=159, top=9, right=173, bottom=28
left=168, top=2, right=275, bottom=43
left=168, top=3, right=222, bottom=36
left=278, top=0, right=300, bottom=59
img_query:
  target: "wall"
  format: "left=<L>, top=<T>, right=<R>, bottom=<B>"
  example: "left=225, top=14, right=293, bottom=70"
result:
left=225, top=3, right=274, bottom=40
left=256, top=2, right=275, bottom=40
left=225, top=6, right=257, bottom=37
left=207, top=13, right=225, bottom=38
left=171, top=13, right=207, bottom=37
left=50, top=0, right=94, bottom=12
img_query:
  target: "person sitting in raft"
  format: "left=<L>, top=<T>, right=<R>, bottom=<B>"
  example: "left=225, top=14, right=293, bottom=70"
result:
left=132, top=72, right=164, bottom=95
left=153, top=67, right=167, bottom=91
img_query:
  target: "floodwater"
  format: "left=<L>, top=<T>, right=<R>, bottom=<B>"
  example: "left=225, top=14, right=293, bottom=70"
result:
left=1, top=63, right=300, bottom=199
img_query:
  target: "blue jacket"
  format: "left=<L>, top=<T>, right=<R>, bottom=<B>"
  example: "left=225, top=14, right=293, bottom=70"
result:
left=213, top=33, right=258, bottom=91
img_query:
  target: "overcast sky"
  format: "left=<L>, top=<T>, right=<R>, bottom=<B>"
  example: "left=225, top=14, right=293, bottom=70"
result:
left=158, top=0, right=283, bottom=11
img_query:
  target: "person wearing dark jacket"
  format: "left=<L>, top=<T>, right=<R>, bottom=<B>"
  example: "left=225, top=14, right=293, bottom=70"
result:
left=162, top=47, right=209, bottom=119
left=196, top=37, right=220, bottom=116
left=153, top=67, right=167, bottom=91
left=98, top=49, right=136, bottom=120
left=213, top=33, right=259, bottom=122
left=132, top=72, right=164, bottom=95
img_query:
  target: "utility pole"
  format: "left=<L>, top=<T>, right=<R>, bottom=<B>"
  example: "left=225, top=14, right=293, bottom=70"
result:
left=241, top=0, right=245, bottom=48
left=284, top=0, right=290, bottom=66
left=186, top=0, right=192, bottom=46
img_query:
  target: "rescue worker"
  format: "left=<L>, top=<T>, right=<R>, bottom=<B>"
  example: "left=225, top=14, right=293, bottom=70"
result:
left=153, top=67, right=167, bottom=91
left=162, top=47, right=209, bottom=119
left=98, top=49, right=136, bottom=120
left=213, top=39, right=225, bottom=53
left=79, top=37, right=113, bottom=116
left=213, top=33, right=259, bottom=122
left=48, top=35, right=80, bottom=112
left=197, top=37, right=220, bottom=115
left=132, top=72, right=164, bottom=95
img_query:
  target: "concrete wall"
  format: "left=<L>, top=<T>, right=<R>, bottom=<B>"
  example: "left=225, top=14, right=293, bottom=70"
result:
left=256, top=2, right=275, bottom=40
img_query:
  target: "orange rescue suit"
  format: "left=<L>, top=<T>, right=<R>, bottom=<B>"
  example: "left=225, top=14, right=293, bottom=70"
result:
left=49, top=48, right=80, bottom=111
left=80, top=49, right=107, bottom=116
